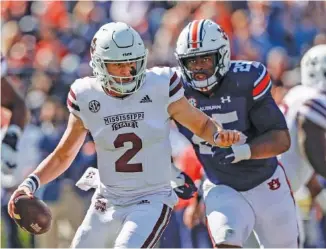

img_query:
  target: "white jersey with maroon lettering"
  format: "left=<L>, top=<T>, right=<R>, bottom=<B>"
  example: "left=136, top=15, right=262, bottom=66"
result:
left=67, top=67, right=183, bottom=206
left=278, top=85, right=326, bottom=192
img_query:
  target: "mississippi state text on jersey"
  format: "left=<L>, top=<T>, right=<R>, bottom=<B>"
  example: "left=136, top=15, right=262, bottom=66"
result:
left=278, top=85, right=326, bottom=192
left=175, top=61, right=288, bottom=191
left=67, top=67, right=183, bottom=205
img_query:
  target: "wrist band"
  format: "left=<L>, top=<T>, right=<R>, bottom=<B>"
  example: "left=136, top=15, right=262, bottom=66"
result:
left=19, top=174, right=40, bottom=193
left=232, top=144, right=251, bottom=161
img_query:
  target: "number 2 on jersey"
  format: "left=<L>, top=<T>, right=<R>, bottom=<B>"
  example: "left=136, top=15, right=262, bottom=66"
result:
left=114, top=133, right=143, bottom=172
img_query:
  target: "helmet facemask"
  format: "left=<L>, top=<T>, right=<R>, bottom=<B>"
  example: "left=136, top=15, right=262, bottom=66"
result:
left=90, top=51, right=148, bottom=95
left=177, top=46, right=229, bottom=91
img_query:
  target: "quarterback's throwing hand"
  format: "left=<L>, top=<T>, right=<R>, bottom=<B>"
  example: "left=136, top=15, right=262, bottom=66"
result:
left=8, top=186, right=34, bottom=219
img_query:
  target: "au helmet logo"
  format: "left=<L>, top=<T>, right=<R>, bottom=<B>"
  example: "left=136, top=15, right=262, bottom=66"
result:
left=89, top=100, right=100, bottom=113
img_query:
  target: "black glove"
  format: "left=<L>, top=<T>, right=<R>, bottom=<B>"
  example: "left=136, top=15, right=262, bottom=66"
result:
left=212, top=147, right=235, bottom=165
left=1, top=126, right=21, bottom=173
left=173, top=172, right=198, bottom=200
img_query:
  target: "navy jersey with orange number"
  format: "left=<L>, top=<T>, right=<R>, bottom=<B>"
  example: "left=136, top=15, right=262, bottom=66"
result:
left=175, top=61, right=288, bottom=191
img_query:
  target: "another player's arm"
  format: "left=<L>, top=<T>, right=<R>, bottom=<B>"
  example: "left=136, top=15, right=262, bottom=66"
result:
left=1, top=77, right=30, bottom=129
left=8, top=113, right=87, bottom=217
left=296, top=109, right=326, bottom=213
left=248, top=129, right=290, bottom=159
left=248, top=98, right=291, bottom=159
left=246, top=64, right=290, bottom=159
left=297, top=111, right=326, bottom=178
left=168, top=96, right=240, bottom=147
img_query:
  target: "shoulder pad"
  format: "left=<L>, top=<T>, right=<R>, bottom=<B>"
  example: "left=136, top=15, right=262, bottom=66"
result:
left=67, top=77, right=94, bottom=113
left=229, top=61, right=272, bottom=101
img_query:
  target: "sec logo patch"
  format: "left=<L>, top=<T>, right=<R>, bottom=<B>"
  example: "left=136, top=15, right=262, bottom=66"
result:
left=89, top=100, right=100, bottom=113
left=188, top=97, right=197, bottom=107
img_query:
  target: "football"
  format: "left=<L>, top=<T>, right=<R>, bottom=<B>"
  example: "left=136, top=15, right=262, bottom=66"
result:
left=12, top=195, right=52, bottom=235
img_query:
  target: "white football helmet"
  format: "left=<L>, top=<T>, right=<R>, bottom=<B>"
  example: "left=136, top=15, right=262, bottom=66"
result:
left=89, top=22, right=148, bottom=95
left=301, top=44, right=326, bottom=91
left=175, top=19, right=231, bottom=91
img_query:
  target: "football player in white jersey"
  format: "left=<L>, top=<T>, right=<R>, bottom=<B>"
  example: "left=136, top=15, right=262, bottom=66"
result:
left=278, top=44, right=326, bottom=244
left=7, top=22, right=242, bottom=248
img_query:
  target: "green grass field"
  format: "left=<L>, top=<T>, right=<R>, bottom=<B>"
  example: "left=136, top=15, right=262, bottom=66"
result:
left=1, top=218, right=33, bottom=248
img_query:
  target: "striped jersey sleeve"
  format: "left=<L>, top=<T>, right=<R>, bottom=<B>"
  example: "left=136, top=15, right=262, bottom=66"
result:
left=168, top=70, right=184, bottom=105
left=252, top=63, right=272, bottom=101
left=298, top=94, right=326, bottom=130
left=67, top=83, right=81, bottom=118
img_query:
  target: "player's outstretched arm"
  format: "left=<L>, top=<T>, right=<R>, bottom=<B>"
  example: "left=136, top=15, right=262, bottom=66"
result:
left=8, top=113, right=87, bottom=218
left=168, top=96, right=241, bottom=147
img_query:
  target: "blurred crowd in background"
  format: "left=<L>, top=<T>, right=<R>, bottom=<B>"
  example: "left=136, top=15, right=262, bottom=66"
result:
left=1, top=0, right=326, bottom=248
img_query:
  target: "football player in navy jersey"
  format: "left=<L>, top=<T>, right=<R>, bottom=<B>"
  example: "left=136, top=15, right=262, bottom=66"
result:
left=173, top=19, right=299, bottom=248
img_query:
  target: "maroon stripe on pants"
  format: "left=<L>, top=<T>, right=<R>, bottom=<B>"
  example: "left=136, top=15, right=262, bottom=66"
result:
left=141, top=204, right=168, bottom=248
left=149, top=207, right=172, bottom=248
